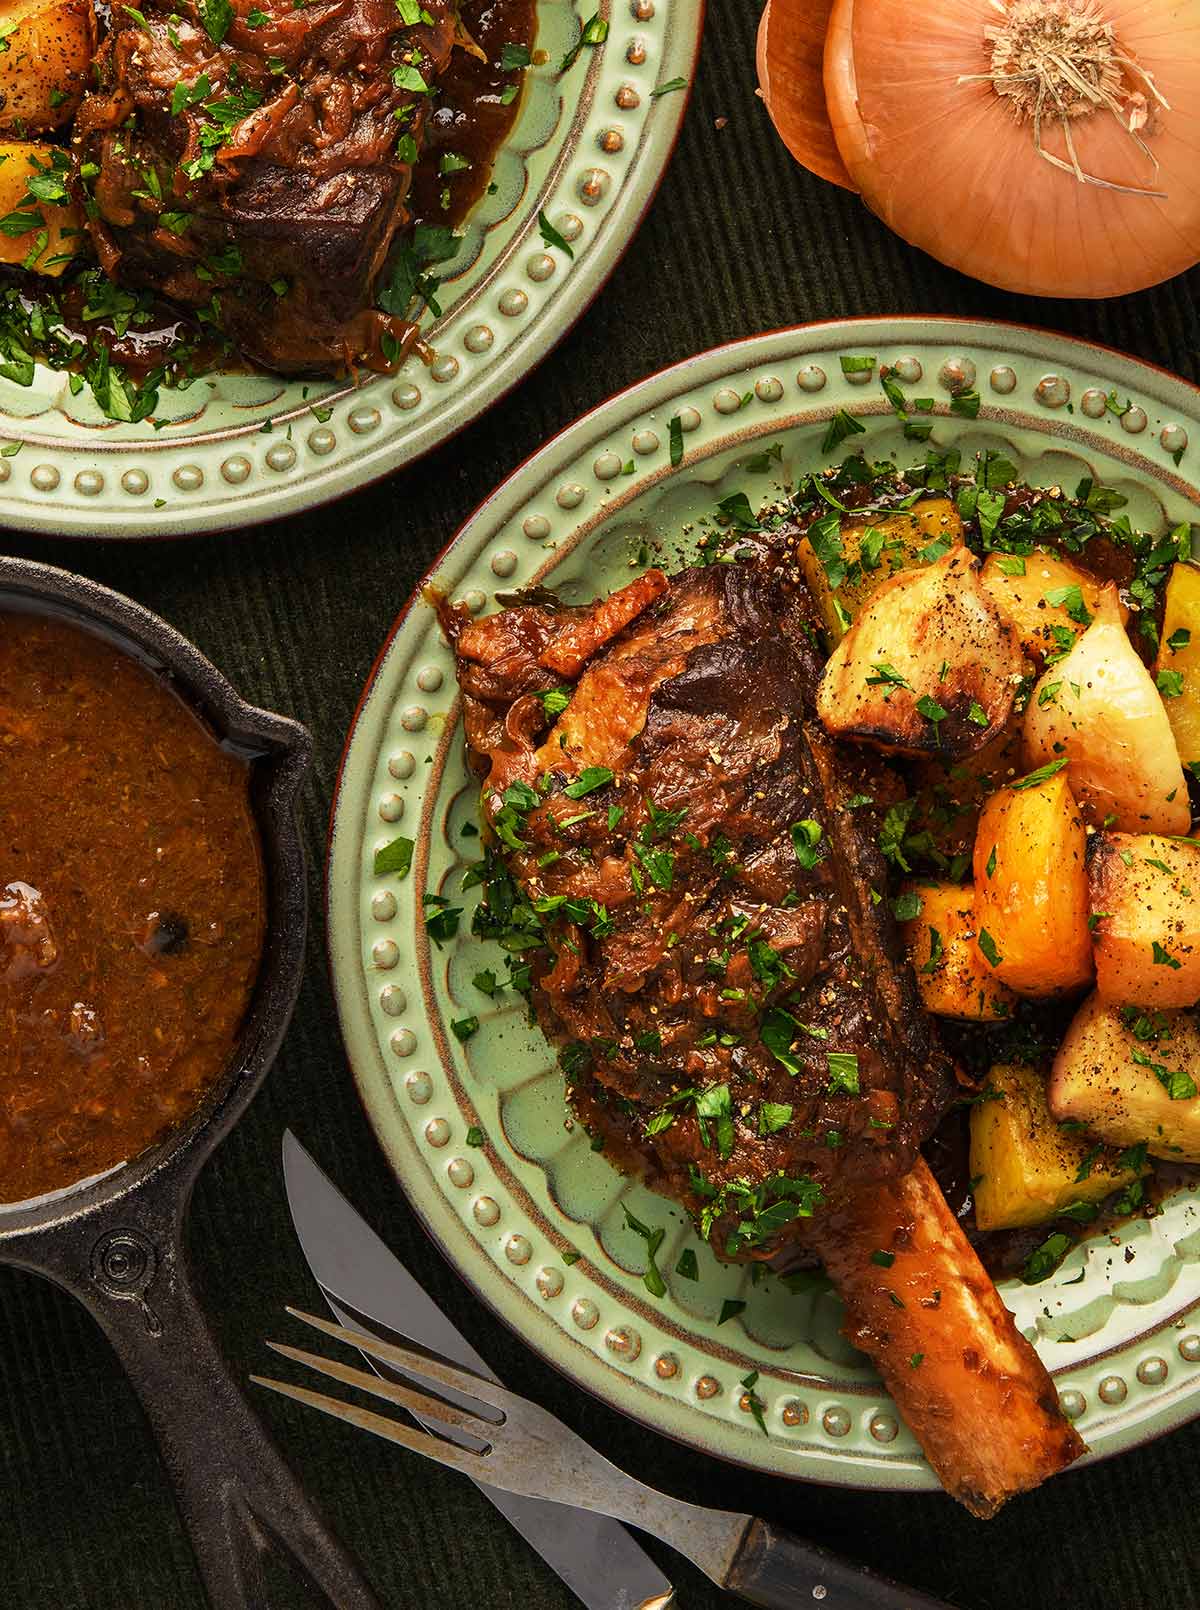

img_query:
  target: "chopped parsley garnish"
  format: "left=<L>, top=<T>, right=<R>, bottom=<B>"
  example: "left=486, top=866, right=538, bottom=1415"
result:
left=675, top=1248, right=699, bottom=1280
left=1157, top=669, right=1184, bottom=699
left=891, top=889, right=921, bottom=922
left=538, top=210, right=574, bottom=259
left=826, top=1051, right=860, bottom=1095
left=561, top=11, right=608, bottom=70
left=539, top=686, right=572, bottom=717
left=1011, top=758, right=1069, bottom=790
left=622, top=1204, right=667, bottom=1298
left=449, top=1014, right=478, bottom=1042
left=1132, top=1046, right=1196, bottom=1100
left=1152, top=940, right=1182, bottom=969
left=424, top=896, right=463, bottom=946
left=1044, top=583, right=1092, bottom=627
left=1021, top=1232, right=1073, bottom=1285
left=869, top=1249, right=895, bottom=1268
left=977, top=928, right=1003, bottom=968
left=821, top=408, right=865, bottom=454
left=199, top=0, right=234, bottom=43
left=500, top=41, right=532, bottom=69
left=718, top=1298, right=746, bottom=1325
left=563, top=766, right=613, bottom=798
left=757, top=1101, right=793, bottom=1136
left=668, top=414, right=684, bottom=467
left=632, top=841, right=675, bottom=890
left=373, top=835, right=414, bottom=878
left=915, top=693, right=948, bottom=728
left=761, top=1008, right=802, bottom=1075
left=465, top=1125, right=484, bottom=1146
left=790, top=818, right=823, bottom=870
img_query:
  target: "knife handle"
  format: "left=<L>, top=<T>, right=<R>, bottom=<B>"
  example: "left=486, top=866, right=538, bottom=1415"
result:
left=725, top=1517, right=955, bottom=1610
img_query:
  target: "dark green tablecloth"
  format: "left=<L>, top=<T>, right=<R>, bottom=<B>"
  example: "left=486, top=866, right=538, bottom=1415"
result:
left=4, top=7, right=1200, bottom=1607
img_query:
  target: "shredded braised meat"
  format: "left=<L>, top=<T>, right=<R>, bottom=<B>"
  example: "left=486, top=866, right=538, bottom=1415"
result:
left=444, top=547, right=952, bottom=1258
left=74, top=0, right=459, bottom=372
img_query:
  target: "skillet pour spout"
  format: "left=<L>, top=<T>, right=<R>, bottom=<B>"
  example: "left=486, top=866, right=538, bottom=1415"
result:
left=0, top=557, right=382, bottom=1610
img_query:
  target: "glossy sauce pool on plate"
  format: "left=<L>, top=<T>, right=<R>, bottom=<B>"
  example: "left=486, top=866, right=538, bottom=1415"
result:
left=0, top=612, right=265, bottom=1204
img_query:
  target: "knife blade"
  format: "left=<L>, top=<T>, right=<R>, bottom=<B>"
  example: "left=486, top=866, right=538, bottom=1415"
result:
left=281, top=1131, right=675, bottom=1610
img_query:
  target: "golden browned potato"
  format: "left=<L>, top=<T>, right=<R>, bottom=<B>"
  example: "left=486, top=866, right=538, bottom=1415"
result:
left=816, top=544, right=1022, bottom=758
left=1157, top=562, right=1200, bottom=769
left=970, top=1062, right=1149, bottom=1230
left=0, top=0, right=96, bottom=134
left=898, top=880, right=1017, bottom=1021
left=796, top=496, right=963, bottom=645
left=1024, top=584, right=1190, bottom=835
left=971, top=766, right=1093, bottom=996
left=980, top=548, right=1127, bottom=663
left=0, top=141, right=81, bottom=275
left=1049, top=990, right=1200, bottom=1161
left=1088, top=832, right=1200, bottom=1008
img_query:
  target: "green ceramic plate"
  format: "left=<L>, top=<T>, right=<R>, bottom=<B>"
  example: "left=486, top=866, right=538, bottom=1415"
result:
left=328, top=318, right=1200, bottom=1491
left=0, top=1, right=701, bottom=538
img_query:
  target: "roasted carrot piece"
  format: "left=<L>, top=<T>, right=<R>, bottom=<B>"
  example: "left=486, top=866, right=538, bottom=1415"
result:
left=538, top=569, right=669, bottom=677
left=809, top=1157, right=1086, bottom=1517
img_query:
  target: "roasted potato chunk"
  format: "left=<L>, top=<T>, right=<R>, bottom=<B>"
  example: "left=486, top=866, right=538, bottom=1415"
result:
left=0, top=141, right=81, bottom=275
left=898, top=880, right=1017, bottom=1021
left=797, top=496, right=963, bottom=645
left=1088, top=832, right=1200, bottom=1008
left=0, top=0, right=95, bottom=134
left=1157, top=562, right=1200, bottom=769
left=1024, top=584, right=1189, bottom=835
left=972, top=767, right=1093, bottom=996
left=816, top=545, right=1022, bottom=758
left=971, top=1062, right=1149, bottom=1230
left=980, top=548, right=1127, bottom=663
left=1049, top=991, right=1200, bottom=1161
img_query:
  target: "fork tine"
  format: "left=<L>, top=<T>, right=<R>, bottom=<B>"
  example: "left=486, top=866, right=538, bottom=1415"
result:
left=250, top=1375, right=487, bottom=1477
left=263, top=1340, right=494, bottom=1441
left=284, top=1307, right=513, bottom=1417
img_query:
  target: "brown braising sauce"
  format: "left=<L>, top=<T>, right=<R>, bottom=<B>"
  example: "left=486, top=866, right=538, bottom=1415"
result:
left=410, top=0, right=539, bottom=232
left=0, top=612, right=265, bottom=1204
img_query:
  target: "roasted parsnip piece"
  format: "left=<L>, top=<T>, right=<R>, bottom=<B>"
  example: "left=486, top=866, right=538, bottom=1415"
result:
left=1049, top=991, right=1200, bottom=1161
left=971, top=1062, right=1149, bottom=1231
left=810, top=1157, right=1086, bottom=1518
left=0, top=0, right=95, bottom=133
left=980, top=548, right=1127, bottom=664
left=1088, top=832, right=1200, bottom=1008
left=1024, top=584, right=1189, bottom=835
left=816, top=545, right=1022, bottom=758
left=797, top=496, right=964, bottom=646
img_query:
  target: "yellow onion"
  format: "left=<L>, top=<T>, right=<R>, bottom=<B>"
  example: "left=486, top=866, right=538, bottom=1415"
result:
left=756, top=0, right=855, bottom=190
left=822, top=0, right=1200, bottom=297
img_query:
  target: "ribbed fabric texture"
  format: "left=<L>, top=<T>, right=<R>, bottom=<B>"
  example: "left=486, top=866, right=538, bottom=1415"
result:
left=3, top=5, right=1199, bottom=1607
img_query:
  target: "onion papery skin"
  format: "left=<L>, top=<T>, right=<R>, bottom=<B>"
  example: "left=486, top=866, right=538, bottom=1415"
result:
left=824, top=0, right=1200, bottom=298
left=757, top=0, right=857, bottom=191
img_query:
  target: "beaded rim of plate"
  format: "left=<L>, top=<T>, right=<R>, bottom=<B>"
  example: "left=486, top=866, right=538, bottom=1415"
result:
left=329, top=319, right=1200, bottom=1488
left=0, top=0, right=702, bottom=537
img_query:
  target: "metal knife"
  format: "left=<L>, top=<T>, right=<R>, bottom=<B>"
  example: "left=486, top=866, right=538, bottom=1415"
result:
left=281, top=1131, right=675, bottom=1610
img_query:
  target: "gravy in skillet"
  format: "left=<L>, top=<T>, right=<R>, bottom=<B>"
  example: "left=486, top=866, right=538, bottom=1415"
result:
left=0, top=612, right=265, bottom=1204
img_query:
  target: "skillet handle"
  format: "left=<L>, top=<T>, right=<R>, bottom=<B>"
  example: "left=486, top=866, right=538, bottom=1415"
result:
left=45, top=1219, right=384, bottom=1610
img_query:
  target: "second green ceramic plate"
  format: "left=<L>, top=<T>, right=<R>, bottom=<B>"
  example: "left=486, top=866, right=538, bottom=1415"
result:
left=328, top=318, right=1200, bottom=1492
left=0, top=0, right=702, bottom=537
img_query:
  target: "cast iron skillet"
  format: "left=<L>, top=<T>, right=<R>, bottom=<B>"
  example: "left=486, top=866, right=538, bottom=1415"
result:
left=0, top=557, right=382, bottom=1610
